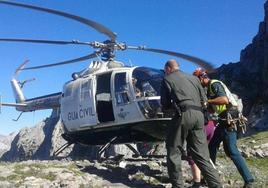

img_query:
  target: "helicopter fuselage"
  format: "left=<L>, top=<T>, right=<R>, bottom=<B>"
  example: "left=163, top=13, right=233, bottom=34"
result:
left=60, top=61, right=171, bottom=145
left=2, top=60, right=171, bottom=146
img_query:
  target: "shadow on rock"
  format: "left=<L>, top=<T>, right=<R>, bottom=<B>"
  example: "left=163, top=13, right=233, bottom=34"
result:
left=77, top=160, right=167, bottom=188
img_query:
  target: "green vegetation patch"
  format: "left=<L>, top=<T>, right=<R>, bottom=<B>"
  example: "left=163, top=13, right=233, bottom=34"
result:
left=0, top=162, right=9, bottom=166
left=218, top=156, right=268, bottom=186
left=0, top=161, right=86, bottom=184
left=66, top=163, right=83, bottom=176
left=131, top=172, right=161, bottom=185
left=239, top=131, right=268, bottom=147
left=246, top=157, right=268, bottom=170
left=5, top=163, right=56, bottom=182
left=246, top=157, right=268, bottom=186
left=0, top=176, right=6, bottom=181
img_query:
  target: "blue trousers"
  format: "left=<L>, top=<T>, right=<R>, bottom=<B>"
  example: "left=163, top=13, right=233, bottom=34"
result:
left=209, top=125, right=254, bottom=183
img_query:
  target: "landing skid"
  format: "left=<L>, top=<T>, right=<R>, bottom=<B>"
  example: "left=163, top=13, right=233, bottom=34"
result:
left=52, top=136, right=166, bottom=160
left=125, top=143, right=140, bottom=156
left=98, top=137, right=165, bottom=161
left=98, top=136, right=118, bottom=158
left=53, top=142, right=74, bottom=157
left=125, top=144, right=166, bottom=158
left=12, top=112, right=23, bottom=121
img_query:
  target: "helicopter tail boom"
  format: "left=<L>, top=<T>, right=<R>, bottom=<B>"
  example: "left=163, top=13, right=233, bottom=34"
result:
left=1, top=90, right=62, bottom=112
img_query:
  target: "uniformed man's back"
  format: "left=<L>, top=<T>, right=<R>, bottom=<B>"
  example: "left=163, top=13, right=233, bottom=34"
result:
left=164, top=70, right=205, bottom=107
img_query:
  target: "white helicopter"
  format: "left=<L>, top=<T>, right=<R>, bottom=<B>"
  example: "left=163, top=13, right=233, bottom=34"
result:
left=0, top=1, right=214, bottom=156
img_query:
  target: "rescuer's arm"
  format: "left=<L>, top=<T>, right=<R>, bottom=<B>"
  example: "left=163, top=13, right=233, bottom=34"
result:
left=208, top=82, right=229, bottom=105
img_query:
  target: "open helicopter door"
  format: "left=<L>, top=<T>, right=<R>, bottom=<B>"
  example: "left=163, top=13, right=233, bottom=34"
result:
left=95, top=72, right=115, bottom=123
left=112, top=70, right=143, bottom=123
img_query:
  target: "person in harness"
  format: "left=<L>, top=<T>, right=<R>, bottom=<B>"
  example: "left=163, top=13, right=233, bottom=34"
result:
left=193, top=68, right=254, bottom=188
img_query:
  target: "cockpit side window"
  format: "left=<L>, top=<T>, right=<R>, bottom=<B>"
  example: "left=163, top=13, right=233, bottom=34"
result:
left=114, top=72, right=130, bottom=105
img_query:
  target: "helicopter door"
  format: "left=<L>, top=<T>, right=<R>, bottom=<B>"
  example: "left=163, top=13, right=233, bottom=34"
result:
left=96, top=72, right=115, bottom=123
left=61, top=78, right=98, bottom=131
left=112, top=71, right=141, bottom=123
left=78, top=78, right=97, bottom=127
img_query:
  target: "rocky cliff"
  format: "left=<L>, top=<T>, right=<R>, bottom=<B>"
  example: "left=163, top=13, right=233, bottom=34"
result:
left=0, top=133, right=16, bottom=158
left=1, top=110, right=69, bottom=161
left=210, top=1, right=268, bottom=132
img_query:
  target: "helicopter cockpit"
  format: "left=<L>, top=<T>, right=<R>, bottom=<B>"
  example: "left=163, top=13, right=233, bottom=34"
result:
left=131, top=67, right=164, bottom=119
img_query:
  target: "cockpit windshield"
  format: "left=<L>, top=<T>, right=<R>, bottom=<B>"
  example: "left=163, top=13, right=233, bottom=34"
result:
left=132, top=67, right=164, bottom=97
left=132, top=67, right=165, bottom=119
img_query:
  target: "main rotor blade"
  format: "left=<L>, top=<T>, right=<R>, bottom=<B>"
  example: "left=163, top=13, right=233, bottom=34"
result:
left=0, top=1, right=117, bottom=41
left=21, top=53, right=98, bottom=70
left=127, top=46, right=214, bottom=71
left=14, top=59, right=29, bottom=77
left=0, top=38, right=91, bottom=45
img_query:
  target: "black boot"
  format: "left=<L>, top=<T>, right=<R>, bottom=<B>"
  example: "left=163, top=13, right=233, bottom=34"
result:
left=189, top=182, right=201, bottom=188
left=243, top=181, right=254, bottom=188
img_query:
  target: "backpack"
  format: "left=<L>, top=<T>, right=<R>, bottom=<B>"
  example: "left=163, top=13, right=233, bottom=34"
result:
left=210, top=80, right=247, bottom=133
left=210, top=80, right=243, bottom=112
left=231, top=93, right=243, bottom=113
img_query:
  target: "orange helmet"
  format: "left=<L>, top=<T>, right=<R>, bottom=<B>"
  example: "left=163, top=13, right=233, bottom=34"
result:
left=193, top=68, right=208, bottom=78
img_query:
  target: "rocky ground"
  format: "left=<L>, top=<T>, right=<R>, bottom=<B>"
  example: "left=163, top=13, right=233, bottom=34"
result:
left=0, top=131, right=268, bottom=188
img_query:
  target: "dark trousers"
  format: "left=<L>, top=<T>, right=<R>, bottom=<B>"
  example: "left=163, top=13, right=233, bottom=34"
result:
left=166, top=110, right=222, bottom=188
left=209, top=125, right=254, bottom=183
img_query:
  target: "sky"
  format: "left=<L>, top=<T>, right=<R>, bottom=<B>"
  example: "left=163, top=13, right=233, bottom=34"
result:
left=0, top=0, right=265, bottom=135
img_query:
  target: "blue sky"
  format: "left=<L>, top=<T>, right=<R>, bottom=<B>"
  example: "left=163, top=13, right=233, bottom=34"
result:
left=0, top=0, right=265, bottom=135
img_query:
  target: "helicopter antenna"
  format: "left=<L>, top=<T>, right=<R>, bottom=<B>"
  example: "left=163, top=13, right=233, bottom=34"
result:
left=18, top=78, right=36, bottom=88
left=128, top=59, right=133, bottom=67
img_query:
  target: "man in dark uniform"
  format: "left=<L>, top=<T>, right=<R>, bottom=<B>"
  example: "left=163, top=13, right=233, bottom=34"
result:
left=161, top=60, right=222, bottom=188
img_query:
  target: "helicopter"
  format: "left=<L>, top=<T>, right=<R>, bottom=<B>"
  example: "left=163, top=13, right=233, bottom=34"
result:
left=0, top=1, right=214, bottom=156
